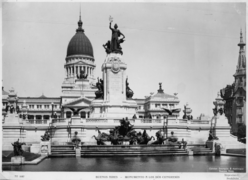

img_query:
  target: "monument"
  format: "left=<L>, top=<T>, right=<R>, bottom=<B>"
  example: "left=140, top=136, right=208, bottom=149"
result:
left=90, top=17, right=137, bottom=118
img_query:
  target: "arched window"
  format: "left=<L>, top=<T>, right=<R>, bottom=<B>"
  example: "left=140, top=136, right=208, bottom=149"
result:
left=80, top=111, right=86, bottom=118
left=66, top=111, right=72, bottom=118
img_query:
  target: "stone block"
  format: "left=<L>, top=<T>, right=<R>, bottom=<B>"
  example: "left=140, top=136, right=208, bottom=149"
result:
left=30, top=144, right=40, bottom=154
left=75, top=148, right=81, bottom=157
left=11, top=156, right=25, bottom=164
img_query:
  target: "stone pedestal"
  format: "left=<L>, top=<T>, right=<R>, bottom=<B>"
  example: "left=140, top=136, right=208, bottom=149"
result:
left=75, top=148, right=81, bottom=157
left=40, top=141, right=51, bottom=155
left=71, top=116, right=82, bottom=125
left=206, top=140, right=215, bottom=151
left=4, top=113, right=21, bottom=125
left=11, top=156, right=25, bottom=164
left=91, top=53, right=137, bottom=119
left=30, top=144, right=40, bottom=154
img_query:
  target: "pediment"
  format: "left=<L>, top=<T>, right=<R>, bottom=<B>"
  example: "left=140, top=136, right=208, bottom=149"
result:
left=73, top=61, right=89, bottom=66
left=63, top=97, right=92, bottom=107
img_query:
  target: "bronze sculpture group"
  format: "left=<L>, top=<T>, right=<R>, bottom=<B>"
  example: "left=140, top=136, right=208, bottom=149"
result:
left=12, top=139, right=26, bottom=156
left=103, top=20, right=125, bottom=55
left=92, top=118, right=187, bottom=149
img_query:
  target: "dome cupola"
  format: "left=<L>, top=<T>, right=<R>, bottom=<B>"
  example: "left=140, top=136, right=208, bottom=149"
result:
left=66, top=16, right=94, bottom=58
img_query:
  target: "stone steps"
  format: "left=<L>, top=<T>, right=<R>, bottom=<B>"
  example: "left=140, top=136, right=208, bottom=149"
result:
left=50, top=145, right=75, bottom=157
left=191, top=147, right=213, bottom=155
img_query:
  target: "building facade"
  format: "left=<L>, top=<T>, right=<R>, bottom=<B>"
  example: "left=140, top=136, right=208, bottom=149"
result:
left=2, top=16, right=181, bottom=123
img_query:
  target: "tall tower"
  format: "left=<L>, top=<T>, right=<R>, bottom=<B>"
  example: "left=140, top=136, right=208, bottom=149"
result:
left=220, top=29, right=246, bottom=134
left=234, top=29, right=246, bottom=90
left=233, top=29, right=246, bottom=125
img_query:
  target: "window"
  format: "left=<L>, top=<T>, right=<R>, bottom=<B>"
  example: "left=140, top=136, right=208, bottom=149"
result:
left=81, top=111, right=86, bottom=118
left=162, top=104, right=167, bottom=107
left=54, top=105, right=57, bottom=109
left=44, top=105, right=49, bottom=109
left=155, top=104, right=160, bottom=108
left=37, top=105, right=42, bottom=109
left=169, top=104, right=174, bottom=109
left=29, top=105, right=34, bottom=109
left=66, top=111, right=72, bottom=118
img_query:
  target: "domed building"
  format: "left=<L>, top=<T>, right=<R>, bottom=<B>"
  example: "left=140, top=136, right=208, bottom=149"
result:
left=2, top=15, right=181, bottom=124
left=61, top=16, right=97, bottom=119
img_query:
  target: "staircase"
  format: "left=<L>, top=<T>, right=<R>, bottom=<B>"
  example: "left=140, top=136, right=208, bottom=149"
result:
left=81, top=145, right=189, bottom=157
left=51, top=128, right=87, bottom=144
left=50, top=145, right=75, bottom=157
left=191, top=146, right=214, bottom=155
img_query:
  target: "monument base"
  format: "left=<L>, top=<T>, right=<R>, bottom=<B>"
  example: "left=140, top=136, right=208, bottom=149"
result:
left=40, top=141, right=51, bottom=155
left=11, top=156, right=25, bottom=164
left=91, top=99, right=137, bottom=119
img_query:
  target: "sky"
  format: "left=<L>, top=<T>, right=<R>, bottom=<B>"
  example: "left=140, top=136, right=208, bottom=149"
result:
left=2, top=2, right=246, bottom=118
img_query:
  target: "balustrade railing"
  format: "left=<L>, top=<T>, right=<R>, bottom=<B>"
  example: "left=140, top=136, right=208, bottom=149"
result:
left=191, top=120, right=210, bottom=124
left=86, top=119, right=108, bottom=123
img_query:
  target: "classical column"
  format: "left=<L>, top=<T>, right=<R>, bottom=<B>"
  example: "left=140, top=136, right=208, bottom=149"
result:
left=104, top=69, right=107, bottom=101
left=106, top=69, right=109, bottom=101
left=74, top=66, right=76, bottom=77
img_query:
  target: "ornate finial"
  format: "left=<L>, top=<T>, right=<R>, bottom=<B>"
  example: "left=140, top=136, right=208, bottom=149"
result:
left=158, top=83, right=164, bottom=93
left=240, top=28, right=243, bottom=43
left=238, top=28, right=245, bottom=48
left=76, top=8, right=84, bottom=33
left=217, top=91, right=220, bottom=98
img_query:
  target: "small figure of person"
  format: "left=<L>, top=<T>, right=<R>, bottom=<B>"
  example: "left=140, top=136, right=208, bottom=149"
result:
left=54, top=112, right=57, bottom=119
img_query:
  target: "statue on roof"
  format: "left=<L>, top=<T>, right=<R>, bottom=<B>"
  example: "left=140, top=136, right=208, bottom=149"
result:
left=105, top=16, right=125, bottom=55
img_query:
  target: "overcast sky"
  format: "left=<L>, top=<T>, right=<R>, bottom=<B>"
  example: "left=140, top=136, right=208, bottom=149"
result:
left=2, top=2, right=246, bottom=118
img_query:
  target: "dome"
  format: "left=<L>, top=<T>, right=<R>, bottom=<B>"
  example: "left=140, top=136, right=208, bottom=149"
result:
left=66, top=18, right=94, bottom=58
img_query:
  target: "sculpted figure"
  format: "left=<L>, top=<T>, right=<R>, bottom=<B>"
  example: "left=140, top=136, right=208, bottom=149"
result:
left=103, top=41, right=111, bottom=54
left=12, top=139, right=26, bottom=156
left=108, top=22, right=125, bottom=54
left=77, top=69, right=88, bottom=79
left=126, top=78, right=134, bottom=99
left=71, top=131, right=81, bottom=148
left=95, top=78, right=104, bottom=99
left=41, top=130, right=50, bottom=141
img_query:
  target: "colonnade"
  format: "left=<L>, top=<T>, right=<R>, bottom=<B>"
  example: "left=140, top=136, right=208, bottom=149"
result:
left=65, top=65, right=94, bottom=78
